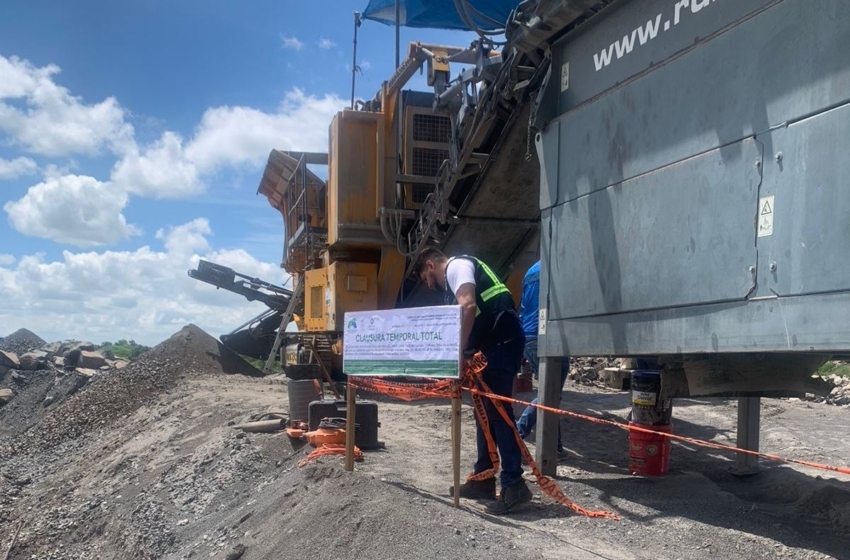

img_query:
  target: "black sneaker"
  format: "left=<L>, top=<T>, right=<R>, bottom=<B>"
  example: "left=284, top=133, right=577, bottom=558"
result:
left=485, top=480, right=533, bottom=515
left=449, top=478, right=496, bottom=501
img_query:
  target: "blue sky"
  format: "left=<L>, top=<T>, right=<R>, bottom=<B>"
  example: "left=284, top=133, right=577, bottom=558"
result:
left=0, top=0, right=474, bottom=345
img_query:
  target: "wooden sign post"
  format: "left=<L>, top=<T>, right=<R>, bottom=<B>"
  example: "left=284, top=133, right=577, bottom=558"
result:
left=451, top=386, right=461, bottom=507
left=344, top=381, right=357, bottom=472
left=342, top=305, right=464, bottom=506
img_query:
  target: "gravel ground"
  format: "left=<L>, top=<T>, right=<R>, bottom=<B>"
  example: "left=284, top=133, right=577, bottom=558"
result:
left=1, top=325, right=849, bottom=560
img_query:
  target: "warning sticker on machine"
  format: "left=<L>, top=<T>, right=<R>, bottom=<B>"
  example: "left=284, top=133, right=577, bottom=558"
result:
left=758, top=195, right=774, bottom=238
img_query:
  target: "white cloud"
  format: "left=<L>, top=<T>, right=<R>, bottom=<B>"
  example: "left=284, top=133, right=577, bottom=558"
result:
left=0, top=53, right=345, bottom=249
left=281, top=35, right=304, bottom=50
left=5, top=88, right=343, bottom=246
left=0, top=156, right=37, bottom=180
left=360, top=60, right=372, bottom=71
left=0, top=55, right=58, bottom=100
left=155, top=218, right=211, bottom=256
left=110, top=131, right=202, bottom=198
left=0, top=219, right=286, bottom=346
left=0, top=254, right=15, bottom=266
left=318, top=38, right=336, bottom=49
left=0, top=55, right=134, bottom=157
left=3, top=174, right=139, bottom=247
left=184, top=89, right=344, bottom=172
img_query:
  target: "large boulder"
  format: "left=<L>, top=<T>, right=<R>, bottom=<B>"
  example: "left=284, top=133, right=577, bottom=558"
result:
left=0, top=350, right=19, bottom=369
left=69, top=341, right=96, bottom=352
left=19, top=352, right=47, bottom=370
left=63, top=349, right=82, bottom=369
left=0, top=388, right=13, bottom=406
left=41, top=342, right=63, bottom=358
left=79, top=350, right=107, bottom=369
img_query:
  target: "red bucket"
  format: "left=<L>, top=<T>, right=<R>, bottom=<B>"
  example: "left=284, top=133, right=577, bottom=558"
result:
left=628, top=422, right=672, bottom=476
left=513, top=375, right=533, bottom=393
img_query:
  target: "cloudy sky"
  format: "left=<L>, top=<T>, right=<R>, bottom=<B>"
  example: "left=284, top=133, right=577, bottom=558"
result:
left=0, top=0, right=473, bottom=345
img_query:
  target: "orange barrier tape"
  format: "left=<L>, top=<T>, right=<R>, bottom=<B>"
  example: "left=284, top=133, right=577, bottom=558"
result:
left=351, top=353, right=618, bottom=519
left=352, top=376, right=458, bottom=401
left=466, top=386, right=500, bottom=482
left=467, top=388, right=850, bottom=478
left=298, top=443, right=363, bottom=467
left=464, top=366, right=618, bottom=519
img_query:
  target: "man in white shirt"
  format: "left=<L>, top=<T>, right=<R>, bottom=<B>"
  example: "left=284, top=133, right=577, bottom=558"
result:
left=415, top=248, right=532, bottom=515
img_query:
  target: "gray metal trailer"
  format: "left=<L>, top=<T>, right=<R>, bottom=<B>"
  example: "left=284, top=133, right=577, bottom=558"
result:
left=532, top=0, right=850, bottom=473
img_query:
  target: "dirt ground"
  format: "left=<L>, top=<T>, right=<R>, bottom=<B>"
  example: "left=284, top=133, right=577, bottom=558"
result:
left=2, top=326, right=850, bottom=560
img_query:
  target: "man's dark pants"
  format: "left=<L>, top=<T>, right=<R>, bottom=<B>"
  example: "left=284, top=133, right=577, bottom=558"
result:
left=473, top=335, right=525, bottom=489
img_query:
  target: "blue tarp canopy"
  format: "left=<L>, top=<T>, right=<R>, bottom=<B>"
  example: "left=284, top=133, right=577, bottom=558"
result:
left=362, top=0, right=515, bottom=31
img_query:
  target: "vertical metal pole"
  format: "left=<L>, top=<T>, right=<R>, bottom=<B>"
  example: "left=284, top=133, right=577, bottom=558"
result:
left=300, top=153, right=308, bottom=262
left=395, top=0, right=401, bottom=69
left=393, top=0, right=403, bottom=217
left=351, top=11, right=360, bottom=109
left=536, top=355, right=563, bottom=476
left=735, top=396, right=761, bottom=475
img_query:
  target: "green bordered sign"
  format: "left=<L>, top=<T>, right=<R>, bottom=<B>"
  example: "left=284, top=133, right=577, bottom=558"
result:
left=343, top=305, right=462, bottom=378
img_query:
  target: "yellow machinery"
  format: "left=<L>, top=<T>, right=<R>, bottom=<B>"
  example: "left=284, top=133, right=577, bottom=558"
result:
left=256, top=43, right=467, bottom=373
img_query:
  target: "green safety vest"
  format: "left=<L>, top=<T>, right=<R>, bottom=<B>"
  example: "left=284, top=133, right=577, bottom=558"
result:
left=445, top=256, right=517, bottom=350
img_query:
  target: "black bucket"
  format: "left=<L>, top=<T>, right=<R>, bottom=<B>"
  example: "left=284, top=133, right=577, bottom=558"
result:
left=631, top=370, right=673, bottom=426
left=288, top=379, right=322, bottom=422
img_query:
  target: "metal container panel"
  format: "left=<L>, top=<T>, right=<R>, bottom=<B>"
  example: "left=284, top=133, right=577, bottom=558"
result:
left=541, top=291, right=850, bottom=357
left=304, top=268, right=330, bottom=332
left=755, top=103, right=850, bottom=298
left=544, top=0, right=850, bottom=208
left=539, top=0, right=850, bottom=356
left=328, top=111, right=383, bottom=247
left=548, top=138, right=759, bottom=320
left=327, top=262, right=378, bottom=331
left=556, top=0, right=774, bottom=113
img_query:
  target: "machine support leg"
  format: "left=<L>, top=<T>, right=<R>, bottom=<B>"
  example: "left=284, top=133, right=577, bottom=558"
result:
left=536, top=356, right=563, bottom=476
left=735, top=396, right=761, bottom=475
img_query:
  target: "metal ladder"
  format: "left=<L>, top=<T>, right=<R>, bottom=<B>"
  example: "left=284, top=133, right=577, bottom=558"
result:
left=262, top=275, right=304, bottom=374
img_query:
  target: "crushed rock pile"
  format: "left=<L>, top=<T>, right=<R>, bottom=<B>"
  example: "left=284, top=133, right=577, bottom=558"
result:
left=0, top=328, right=47, bottom=356
left=567, top=357, right=619, bottom=386
left=200, top=462, right=537, bottom=560
left=0, top=369, right=93, bottom=438
left=4, top=324, right=260, bottom=456
left=0, top=322, right=539, bottom=560
left=806, top=372, right=850, bottom=407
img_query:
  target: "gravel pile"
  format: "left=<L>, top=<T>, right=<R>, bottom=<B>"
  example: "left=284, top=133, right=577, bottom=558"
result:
left=4, top=324, right=259, bottom=456
left=0, top=369, right=56, bottom=437
left=223, top=462, right=536, bottom=560
left=0, top=328, right=47, bottom=356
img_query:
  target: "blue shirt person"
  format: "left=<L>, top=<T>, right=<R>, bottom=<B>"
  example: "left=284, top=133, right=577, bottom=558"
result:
left=515, top=261, right=569, bottom=453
